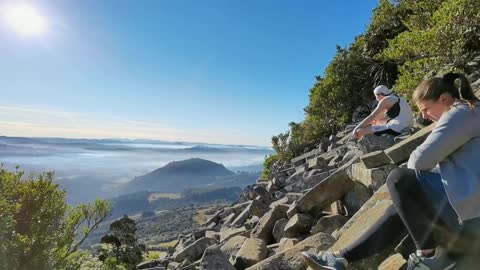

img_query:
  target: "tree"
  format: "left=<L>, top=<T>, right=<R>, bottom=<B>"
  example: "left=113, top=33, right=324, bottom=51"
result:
left=99, top=215, right=146, bottom=270
left=0, top=166, right=112, bottom=270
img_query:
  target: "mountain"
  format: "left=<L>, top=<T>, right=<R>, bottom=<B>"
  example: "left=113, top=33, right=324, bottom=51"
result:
left=120, top=158, right=238, bottom=193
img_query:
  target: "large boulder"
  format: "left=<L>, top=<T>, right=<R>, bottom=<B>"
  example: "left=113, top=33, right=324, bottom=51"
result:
left=220, top=226, right=248, bottom=243
left=357, top=134, right=395, bottom=154
left=342, top=182, right=373, bottom=216
left=307, top=157, right=327, bottom=170
left=231, top=200, right=269, bottom=227
left=199, top=245, right=236, bottom=270
left=283, top=213, right=315, bottom=238
left=351, top=162, right=397, bottom=191
left=234, top=238, right=268, bottom=270
left=278, top=238, right=300, bottom=252
left=384, top=125, right=434, bottom=164
left=295, top=170, right=355, bottom=215
left=250, top=204, right=289, bottom=244
left=310, top=214, right=349, bottom=235
left=360, top=150, right=391, bottom=169
left=378, top=254, right=407, bottom=270
left=173, top=237, right=217, bottom=263
left=221, top=235, right=248, bottom=263
left=245, top=232, right=335, bottom=270
left=272, top=218, right=288, bottom=243
left=331, top=185, right=399, bottom=269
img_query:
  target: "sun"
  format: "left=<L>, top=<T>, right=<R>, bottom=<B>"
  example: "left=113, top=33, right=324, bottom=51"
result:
left=3, top=3, right=47, bottom=36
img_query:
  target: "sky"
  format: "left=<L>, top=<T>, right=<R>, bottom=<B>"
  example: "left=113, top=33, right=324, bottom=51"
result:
left=0, top=0, right=378, bottom=146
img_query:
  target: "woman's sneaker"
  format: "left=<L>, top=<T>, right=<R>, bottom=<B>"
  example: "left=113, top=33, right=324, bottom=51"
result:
left=301, top=251, right=348, bottom=270
left=407, top=248, right=456, bottom=270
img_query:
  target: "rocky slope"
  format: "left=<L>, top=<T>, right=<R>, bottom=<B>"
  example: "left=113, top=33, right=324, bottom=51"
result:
left=135, top=79, right=480, bottom=270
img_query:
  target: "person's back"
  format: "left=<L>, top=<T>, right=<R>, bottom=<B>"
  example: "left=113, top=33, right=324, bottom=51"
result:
left=385, top=95, right=414, bottom=133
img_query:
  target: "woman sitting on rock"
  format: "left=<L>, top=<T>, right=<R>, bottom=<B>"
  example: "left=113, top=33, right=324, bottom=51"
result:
left=352, top=85, right=414, bottom=139
left=303, top=73, right=480, bottom=270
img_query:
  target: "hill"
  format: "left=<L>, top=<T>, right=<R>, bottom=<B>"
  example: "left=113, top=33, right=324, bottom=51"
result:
left=121, top=158, right=240, bottom=193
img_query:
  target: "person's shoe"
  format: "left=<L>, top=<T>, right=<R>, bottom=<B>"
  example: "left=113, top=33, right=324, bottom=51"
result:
left=301, top=251, right=348, bottom=270
left=406, top=248, right=456, bottom=270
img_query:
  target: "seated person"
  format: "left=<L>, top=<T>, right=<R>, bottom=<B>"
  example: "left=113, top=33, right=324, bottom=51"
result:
left=303, top=73, right=480, bottom=270
left=352, top=85, right=414, bottom=139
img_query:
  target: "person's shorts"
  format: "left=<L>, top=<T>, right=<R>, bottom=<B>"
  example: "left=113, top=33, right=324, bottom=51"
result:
left=371, top=125, right=401, bottom=136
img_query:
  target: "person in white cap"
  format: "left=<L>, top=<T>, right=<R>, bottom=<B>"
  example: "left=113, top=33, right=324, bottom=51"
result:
left=352, top=85, right=413, bottom=139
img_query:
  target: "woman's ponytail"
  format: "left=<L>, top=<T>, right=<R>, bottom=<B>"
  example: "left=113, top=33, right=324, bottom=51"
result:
left=442, top=72, right=478, bottom=108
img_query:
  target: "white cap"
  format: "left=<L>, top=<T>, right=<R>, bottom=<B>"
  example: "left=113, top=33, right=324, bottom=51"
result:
left=373, top=85, right=391, bottom=95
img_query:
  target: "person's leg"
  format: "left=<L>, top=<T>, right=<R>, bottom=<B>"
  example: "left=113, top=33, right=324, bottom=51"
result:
left=386, top=168, right=460, bottom=254
left=355, top=126, right=376, bottom=138
left=338, top=204, right=407, bottom=262
left=373, top=129, right=401, bottom=136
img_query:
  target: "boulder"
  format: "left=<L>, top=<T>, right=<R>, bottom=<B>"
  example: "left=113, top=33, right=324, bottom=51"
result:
left=221, top=235, right=248, bottom=263
left=342, top=182, right=373, bottom=216
left=307, top=157, right=327, bottom=170
left=220, top=226, right=248, bottom=243
left=351, top=162, right=397, bottom=191
left=360, top=150, right=391, bottom=169
left=295, top=170, right=355, bottom=215
left=378, top=254, right=407, bottom=270
left=245, top=232, right=335, bottom=270
left=245, top=215, right=260, bottom=230
left=234, top=238, right=268, bottom=270
left=286, top=203, right=299, bottom=219
left=384, top=125, right=434, bottom=164
left=284, top=213, right=315, bottom=238
left=254, top=185, right=272, bottom=202
left=251, top=204, right=289, bottom=244
left=310, top=214, right=349, bottom=235
left=231, top=200, right=269, bottom=227
left=330, top=185, right=397, bottom=269
left=278, top=238, right=300, bottom=252
left=357, top=134, right=395, bottom=154
left=137, top=259, right=168, bottom=269
left=272, top=218, right=288, bottom=243
left=173, top=237, right=217, bottom=263
left=199, top=245, right=236, bottom=270
left=330, top=201, right=347, bottom=216
left=268, top=196, right=289, bottom=209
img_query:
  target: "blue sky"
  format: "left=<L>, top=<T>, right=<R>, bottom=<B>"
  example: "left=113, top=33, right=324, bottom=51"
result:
left=0, top=0, right=378, bottom=146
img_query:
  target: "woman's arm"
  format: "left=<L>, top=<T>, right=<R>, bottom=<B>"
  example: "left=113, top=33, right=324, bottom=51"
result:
left=408, top=106, right=474, bottom=170
left=353, top=98, right=393, bottom=134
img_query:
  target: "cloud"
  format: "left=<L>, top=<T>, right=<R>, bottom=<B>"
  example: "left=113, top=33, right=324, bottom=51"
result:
left=0, top=104, right=265, bottom=145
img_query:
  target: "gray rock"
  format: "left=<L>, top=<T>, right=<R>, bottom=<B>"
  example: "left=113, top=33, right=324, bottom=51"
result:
left=342, top=182, right=373, bottom=216
left=351, top=162, right=397, bottom=191
left=221, top=235, right=248, bottom=263
left=358, top=134, right=395, bottom=154
left=310, top=214, right=349, bottom=235
left=199, top=245, right=235, bottom=270
left=385, top=125, right=433, bottom=164
left=173, top=237, right=218, bottom=263
left=234, top=238, right=268, bottom=270
left=244, top=233, right=335, bottom=270
left=283, top=214, right=315, bottom=238
left=250, top=204, right=289, bottom=244
left=295, top=170, right=355, bottom=215
left=360, top=150, right=391, bottom=169
left=272, top=218, right=288, bottom=243
left=231, top=200, right=269, bottom=227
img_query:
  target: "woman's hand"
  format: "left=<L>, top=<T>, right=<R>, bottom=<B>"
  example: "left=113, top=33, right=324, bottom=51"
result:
left=352, top=128, right=360, bottom=139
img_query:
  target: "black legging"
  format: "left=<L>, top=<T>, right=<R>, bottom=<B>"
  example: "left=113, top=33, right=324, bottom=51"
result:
left=338, top=168, right=460, bottom=262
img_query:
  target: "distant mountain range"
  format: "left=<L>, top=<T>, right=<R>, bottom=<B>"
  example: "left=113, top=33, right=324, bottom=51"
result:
left=119, top=158, right=257, bottom=193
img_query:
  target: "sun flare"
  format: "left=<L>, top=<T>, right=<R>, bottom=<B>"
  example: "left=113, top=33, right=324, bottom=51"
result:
left=3, top=3, right=47, bottom=36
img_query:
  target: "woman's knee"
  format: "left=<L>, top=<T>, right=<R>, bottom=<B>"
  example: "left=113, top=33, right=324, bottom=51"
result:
left=386, top=167, right=415, bottom=191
